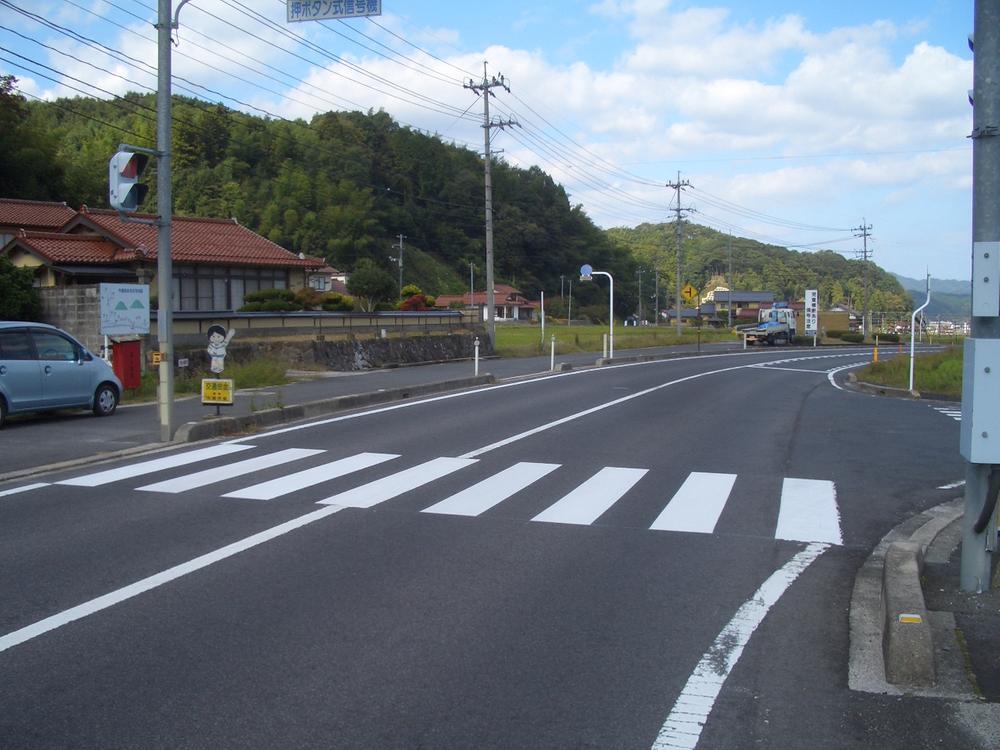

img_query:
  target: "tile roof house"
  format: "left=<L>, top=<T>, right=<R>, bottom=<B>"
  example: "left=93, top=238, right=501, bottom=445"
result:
left=1, top=200, right=325, bottom=312
left=434, top=284, right=538, bottom=322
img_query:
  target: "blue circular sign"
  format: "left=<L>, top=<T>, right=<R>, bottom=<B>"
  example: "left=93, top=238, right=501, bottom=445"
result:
left=580, top=264, right=593, bottom=276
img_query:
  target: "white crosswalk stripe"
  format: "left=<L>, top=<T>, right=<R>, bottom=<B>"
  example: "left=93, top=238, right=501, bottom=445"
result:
left=57, top=444, right=256, bottom=487
left=775, top=478, right=842, bottom=545
left=423, top=462, right=560, bottom=516
left=532, top=467, right=647, bottom=526
left=224, top=452, right=400, bottom=500
left=317, top=456, right=478, bottom=508
left=52, top=448, right=845, bottom=545
left=137, top=448, right=325, bottom=494
left=933, top=406, right=962, bottom=422
left=650, top=471, right=737, bottom=534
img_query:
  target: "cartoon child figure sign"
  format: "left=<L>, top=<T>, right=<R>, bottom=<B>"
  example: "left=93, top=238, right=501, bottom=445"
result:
left=207, top=324, right=236, bottom=374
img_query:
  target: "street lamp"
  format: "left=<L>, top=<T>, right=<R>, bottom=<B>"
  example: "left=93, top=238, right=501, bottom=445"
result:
left=580, top=264, right=614, bottom=359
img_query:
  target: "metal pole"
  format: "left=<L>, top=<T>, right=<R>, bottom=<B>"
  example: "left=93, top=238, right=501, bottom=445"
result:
left=156, top=0, right=174, bottom=442
left=540, top=291, right=545, bottom=346
left=567, top=280, right=572, bottom=326
left=550, top=334, right=556, bottom=371
left=909, top=275, right=930, bottom=392
left=962, top=0, right=1000, bottom=592
left=474, top=337, right=479, bottom=377
left=727, top=233, right=733, bottom=328
left=592, top=271, right=614, bottom=359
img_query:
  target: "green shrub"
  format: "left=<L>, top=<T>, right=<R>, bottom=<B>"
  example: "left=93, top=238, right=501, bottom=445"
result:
left=841, top=332, right=865, bottom=343
left=321, top=292, right=355, bottom=312
left=825, top=330, right=845, bottom=339
left=792, top=335, right=814, bottom=345
left=243, top=287, right=296, bottom=304
left=877, top=333, right=900, bottom=343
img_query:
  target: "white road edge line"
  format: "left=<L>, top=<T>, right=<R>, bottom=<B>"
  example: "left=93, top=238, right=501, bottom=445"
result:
left=651, top=542, right=829, bottom=750
left=0, top=505, right=345, bottom=654
left=826, top=361, right=872, bottom=392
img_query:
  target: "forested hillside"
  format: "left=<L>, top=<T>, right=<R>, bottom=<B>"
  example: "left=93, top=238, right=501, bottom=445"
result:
left=2, top=78, right=912, bottom=316
left=608, top=223, right=910, bottom=312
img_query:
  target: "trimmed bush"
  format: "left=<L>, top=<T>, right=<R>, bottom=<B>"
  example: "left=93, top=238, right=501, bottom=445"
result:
left=841, top=332, right=865, bottom=343
left=792, top=335, right=814, bottom=345
left=321, top=292, right=355, bottom=312
left=825, top=330, right=846, bottom=339
left=878, top=333, right=900, bottom=343
left=243, top=288, right=296, bottom=304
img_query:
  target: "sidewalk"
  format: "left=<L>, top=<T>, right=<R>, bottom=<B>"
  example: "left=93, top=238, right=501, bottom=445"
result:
left=849, top=497, right=1000, bottom=745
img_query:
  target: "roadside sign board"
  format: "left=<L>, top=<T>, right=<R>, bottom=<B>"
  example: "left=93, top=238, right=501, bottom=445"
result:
left=580, top=263, right=593, bottom=281
left=287, top=0, right=381, bottom=22
left=805, top=289, right=818, bottom=334
left=99, top=283, right=150, bottom=335
left=681, top=283, right=698, bottom=303
left=201, top=378, right=234, bottom=405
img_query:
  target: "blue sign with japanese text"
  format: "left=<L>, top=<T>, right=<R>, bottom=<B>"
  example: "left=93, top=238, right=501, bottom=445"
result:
left=287, top=0, right=381, bottom=22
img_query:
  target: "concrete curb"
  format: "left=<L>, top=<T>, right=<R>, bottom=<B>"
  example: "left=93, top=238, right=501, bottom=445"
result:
left=174, top=374, right=496, bottom=442
left=848, top=497, right=975, bottom=698
left=881, top=541, right=935, bottom=686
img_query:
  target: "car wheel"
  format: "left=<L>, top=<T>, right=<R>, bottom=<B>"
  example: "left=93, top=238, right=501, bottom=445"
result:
left=93, top=383, right=119, bottom=417
left=0, top=397, right=6, bottom=429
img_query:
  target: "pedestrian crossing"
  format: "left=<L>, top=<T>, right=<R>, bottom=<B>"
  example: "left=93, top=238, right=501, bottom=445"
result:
left=53, top=445, right=843, bottom=545
left=932, top=405, right=962, bottom=422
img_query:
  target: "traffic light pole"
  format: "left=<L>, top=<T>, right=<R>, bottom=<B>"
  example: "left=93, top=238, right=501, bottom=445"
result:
left=154, top=0, right=186, bottom=441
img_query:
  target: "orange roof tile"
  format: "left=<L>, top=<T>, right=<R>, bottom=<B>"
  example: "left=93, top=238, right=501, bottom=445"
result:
left=0, top=198, right=75, bottom=231
left=10, top=231, right=138, bottom=265
left=68, top=207, right=315, bottom=269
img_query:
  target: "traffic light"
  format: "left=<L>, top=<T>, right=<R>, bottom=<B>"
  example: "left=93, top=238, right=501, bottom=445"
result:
left=108, top=150, right=149, bottom=212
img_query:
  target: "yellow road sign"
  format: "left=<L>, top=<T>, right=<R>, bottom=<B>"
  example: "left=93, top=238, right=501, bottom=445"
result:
left=201, top=378, right=234, bottom=405
left=681, top=283, right=698, bottom=302
left=150, top=351, right=163, bottom=365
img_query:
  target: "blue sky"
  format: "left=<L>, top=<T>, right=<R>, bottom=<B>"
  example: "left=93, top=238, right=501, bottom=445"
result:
left=1, top=0, right=978, bottom=283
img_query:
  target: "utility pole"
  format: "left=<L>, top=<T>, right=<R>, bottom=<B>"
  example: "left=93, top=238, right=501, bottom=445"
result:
left=667, top=171, right=693, bottom=335
left=854, top=221, right=873, bottom=338
left=466, top=63, right=517, bottom=350
left=727, top=233, right=733, bottom=328
left=560, top=274, right=566, bottom=300
left=636, top=267, right=644, bottom=322
left=391, top=233, right=405, bottom=297
left=654, top=272, right=660, bottom=324
left=960, top=0, right=1000, bottom=592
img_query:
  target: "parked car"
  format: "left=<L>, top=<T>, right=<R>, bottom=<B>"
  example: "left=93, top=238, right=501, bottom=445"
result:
left=0, top=321, right=122, bottom=428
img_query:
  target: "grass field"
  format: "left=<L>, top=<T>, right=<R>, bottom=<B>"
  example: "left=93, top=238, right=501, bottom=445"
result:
left=493, top=323, right=736, bottom=357
left=856, top=345, right=963, bottom=398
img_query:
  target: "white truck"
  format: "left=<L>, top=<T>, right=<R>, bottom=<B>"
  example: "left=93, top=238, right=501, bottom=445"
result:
left=741, top=304, right=797, bottom=346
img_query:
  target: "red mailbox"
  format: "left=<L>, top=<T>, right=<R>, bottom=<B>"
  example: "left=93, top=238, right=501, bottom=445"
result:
left=112, top=339, right=142, bottom=390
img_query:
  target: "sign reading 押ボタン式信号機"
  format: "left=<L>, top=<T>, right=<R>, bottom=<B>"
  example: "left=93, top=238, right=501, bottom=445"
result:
left=286, top=0, right=381, bottom=23
left=99, top=283, right=150, bottom=336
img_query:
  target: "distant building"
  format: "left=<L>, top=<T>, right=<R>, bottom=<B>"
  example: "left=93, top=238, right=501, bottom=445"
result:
left=434, top=284, right=538, bottom=322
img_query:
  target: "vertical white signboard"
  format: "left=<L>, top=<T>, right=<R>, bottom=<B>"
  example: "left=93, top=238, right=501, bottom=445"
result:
left=804, top=289, right=818, bottom=335
left=100, top=283, right=151, bottom=335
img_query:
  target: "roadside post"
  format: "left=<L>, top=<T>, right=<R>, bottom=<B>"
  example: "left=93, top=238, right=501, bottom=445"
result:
left=474, top=337, right=480, bottom=377
left=550, top=335, right=556, bottom=372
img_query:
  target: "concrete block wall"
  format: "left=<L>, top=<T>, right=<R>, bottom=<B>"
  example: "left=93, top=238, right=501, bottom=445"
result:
left=38, top=285, right=104, bottom=353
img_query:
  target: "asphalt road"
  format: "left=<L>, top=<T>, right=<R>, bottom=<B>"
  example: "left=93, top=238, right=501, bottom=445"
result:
left=0, top=346, right=979, bottom=748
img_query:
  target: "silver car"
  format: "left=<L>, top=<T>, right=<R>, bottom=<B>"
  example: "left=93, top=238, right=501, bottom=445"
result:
left=0, top=321, right=123, bottom=428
